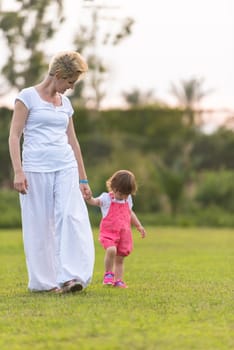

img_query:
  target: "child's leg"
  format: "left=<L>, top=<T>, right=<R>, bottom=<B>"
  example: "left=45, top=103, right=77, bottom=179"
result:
left=102, top=246, right=116, bottom=285
left=104, top=246, right=117, bottom=272
left=114, top=255, right=125, bottom=281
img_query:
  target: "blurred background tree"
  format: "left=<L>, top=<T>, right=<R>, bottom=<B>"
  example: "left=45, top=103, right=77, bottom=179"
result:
left=71, top=1, right=134, bottom=109
left=0, top=0, right=234, bottom=228
left=170, top=77, right=212, bottom=127
left=122, top=88, right=158, bottom=108
left=0, top=0, right=134, bottom=110
left=0, top=0, right=64, bottom=94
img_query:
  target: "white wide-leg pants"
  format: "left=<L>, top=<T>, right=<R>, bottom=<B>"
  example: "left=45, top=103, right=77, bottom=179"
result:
left=19, top=168, right=95, bottom=291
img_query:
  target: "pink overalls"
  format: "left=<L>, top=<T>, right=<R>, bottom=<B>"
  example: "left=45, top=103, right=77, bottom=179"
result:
left=99, top=193, right=133, bottom=256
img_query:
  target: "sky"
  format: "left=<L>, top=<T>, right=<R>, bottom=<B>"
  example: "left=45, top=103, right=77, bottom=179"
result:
left=57, top=0, right=234, bottom=113
left=1, top=0, right=234, bottom=126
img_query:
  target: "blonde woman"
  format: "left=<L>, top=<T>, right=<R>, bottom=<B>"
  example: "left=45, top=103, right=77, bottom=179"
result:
left=9, top=51, right=95, bottom=294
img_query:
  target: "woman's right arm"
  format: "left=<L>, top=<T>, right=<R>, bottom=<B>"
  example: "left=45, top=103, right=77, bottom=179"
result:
left=8, top=100, right=28, bottom=194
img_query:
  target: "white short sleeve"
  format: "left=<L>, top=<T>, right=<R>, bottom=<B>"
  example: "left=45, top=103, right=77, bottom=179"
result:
left=98, top=192, right=133, bottom=217
left=16, top=88, right=33, bottom=109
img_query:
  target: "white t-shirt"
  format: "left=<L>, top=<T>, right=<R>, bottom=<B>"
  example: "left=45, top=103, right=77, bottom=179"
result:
left=16, top=87, right=77, bottom=172
left=98, top=192, right=133, bottom=218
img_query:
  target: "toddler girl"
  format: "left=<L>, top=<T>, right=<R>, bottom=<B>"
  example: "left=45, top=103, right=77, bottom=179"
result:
left=86, top=170, right=146, bottom=288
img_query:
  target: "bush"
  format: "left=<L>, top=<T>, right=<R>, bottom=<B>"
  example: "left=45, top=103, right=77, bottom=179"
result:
left=195, top=171, right=234, bottom=212
left=0, top=190, right=21, bottom=228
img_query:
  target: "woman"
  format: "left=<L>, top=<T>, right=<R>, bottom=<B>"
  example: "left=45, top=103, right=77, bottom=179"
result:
left=8, top=51, right=95, bottom=294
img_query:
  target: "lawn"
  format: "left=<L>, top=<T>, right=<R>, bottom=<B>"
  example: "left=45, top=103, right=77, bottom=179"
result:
left=0, top=227, right=233, bottom=350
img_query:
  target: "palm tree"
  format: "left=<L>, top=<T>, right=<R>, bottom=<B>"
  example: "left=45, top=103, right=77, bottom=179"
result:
left=170, top=77, right=211, bottom=127
left=122, top=88, right=158, bottom=107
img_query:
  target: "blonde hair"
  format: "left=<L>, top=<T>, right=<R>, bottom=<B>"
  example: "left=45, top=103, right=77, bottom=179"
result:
left=48, top=51, right=88, bottom=79
left=106, top=170, right=137, bottom=195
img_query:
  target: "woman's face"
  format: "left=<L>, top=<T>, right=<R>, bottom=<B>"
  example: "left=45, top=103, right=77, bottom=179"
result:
left=55, top=73, right=79, bottom=94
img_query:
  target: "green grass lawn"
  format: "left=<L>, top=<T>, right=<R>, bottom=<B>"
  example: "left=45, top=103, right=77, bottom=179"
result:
left=0, top=227, right=233, bottom=350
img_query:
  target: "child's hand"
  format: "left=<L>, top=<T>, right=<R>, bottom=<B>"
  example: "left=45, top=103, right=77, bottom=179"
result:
left=136, top=225, right=146, bottom=238
left=85, top=193, right=92, bottom=201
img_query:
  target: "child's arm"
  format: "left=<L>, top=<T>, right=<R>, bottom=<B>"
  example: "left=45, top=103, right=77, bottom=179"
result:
left=131, top=210, right=146, bottom=238
left=85, top=196, right=101, bottom=207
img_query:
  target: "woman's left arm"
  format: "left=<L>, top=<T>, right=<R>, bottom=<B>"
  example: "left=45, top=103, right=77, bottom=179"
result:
left=67, top=117, right=91, bottom=199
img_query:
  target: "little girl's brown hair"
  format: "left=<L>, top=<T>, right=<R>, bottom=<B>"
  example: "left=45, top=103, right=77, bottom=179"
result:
left=106, top=170, right=137, bottom=195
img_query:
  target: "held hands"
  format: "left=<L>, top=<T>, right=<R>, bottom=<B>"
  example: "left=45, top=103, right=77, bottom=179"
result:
left=79, top=183, right=92, bottom=200
left=14, top=171, right=28, bottom=195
